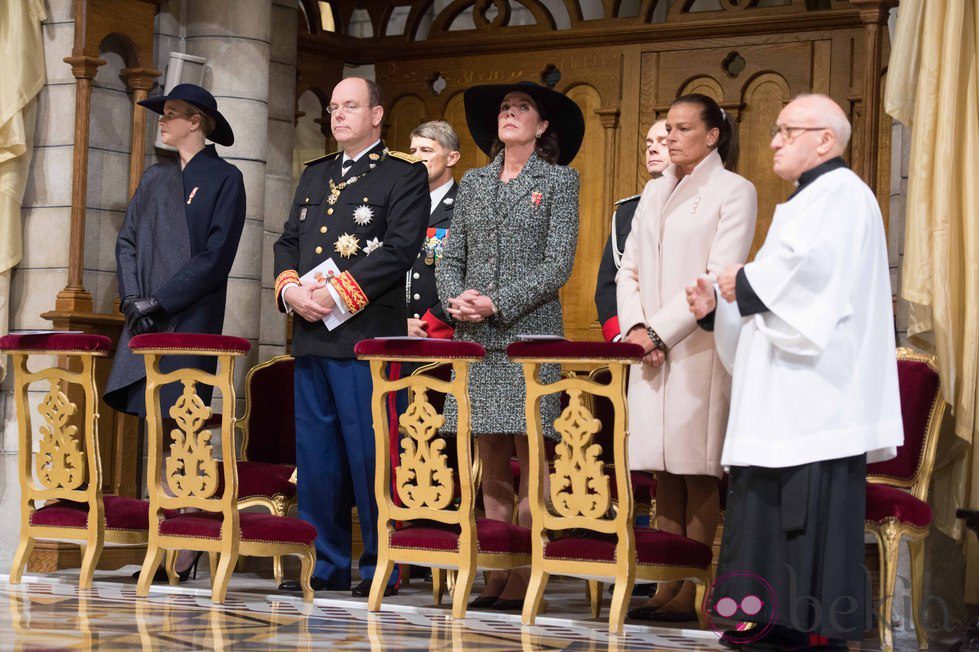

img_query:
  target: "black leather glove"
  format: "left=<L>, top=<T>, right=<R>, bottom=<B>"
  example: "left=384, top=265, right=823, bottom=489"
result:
left=120, top=295, right=137, bottom=319
left=131, top=315, right=159, bottom=335
left=126, top=296, right=162, bottom=334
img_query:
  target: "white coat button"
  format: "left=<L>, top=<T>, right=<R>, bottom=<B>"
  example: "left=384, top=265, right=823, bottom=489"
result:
left=413, top=293, right=420, bottom=300
left=413, top=313, right=420, bottom=318
left=413, top=272, right=420, bottom=279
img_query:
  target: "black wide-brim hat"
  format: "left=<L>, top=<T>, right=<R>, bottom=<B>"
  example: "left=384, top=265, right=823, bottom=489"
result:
left=138, top=83, right=234, bottom=146
left=464, top=82, right=584, bottom=166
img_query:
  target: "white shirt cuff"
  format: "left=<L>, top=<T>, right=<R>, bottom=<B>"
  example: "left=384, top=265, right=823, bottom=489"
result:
left=281, top=283, right=300, bottom=314
left=326, top=283, right=348, bottom=314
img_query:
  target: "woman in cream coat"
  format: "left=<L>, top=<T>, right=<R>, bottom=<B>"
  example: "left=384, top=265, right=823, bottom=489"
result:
left=617, top=93, right=756, bottom=621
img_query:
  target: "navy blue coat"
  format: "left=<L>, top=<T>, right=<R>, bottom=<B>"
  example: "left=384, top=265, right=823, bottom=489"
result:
left=104, top=146, right=246, bottom=416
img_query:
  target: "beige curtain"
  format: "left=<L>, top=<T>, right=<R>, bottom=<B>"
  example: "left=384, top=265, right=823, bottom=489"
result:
left=885, top=0, right=979, bottom=603
left=0, top=0, right=47, bottom=380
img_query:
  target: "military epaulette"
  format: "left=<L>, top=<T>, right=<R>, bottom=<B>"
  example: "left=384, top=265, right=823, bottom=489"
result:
left=304, top=150, right=341, bottom=166
left=387, top=150, right=422, bottom=164
left=614, top=193, right=641, bottom=206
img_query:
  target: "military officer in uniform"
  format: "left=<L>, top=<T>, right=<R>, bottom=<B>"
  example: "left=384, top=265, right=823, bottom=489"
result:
left=594, top=119, right=670, bottom=341
left=406, top=120, right=460, bottom=339
left=273, top=77, right=429, bottom=597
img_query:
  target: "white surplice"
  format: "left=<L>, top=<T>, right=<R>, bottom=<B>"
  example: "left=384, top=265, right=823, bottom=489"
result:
left=714, top=167, right=903, bottom=468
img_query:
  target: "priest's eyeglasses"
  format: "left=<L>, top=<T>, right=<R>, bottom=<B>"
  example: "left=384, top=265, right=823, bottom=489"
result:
left=327, top=103, right=379, bottom=116
left=770, top=124, right=828, bottom=140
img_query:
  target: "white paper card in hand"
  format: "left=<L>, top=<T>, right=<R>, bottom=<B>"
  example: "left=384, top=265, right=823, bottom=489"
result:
left=515, top=334, right=567, bottom=342
left=299, top=258, right=352, bottom=331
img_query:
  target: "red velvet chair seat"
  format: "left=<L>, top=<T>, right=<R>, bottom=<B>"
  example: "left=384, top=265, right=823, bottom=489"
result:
left=30, top=495, right=176, bottom=532
left=129, top=332, right=251, bottom=354
left=390, top=518, right=531, bottom=555
left=865, top=483, right=932, bottom=528
left=506, top=340, right=644, bottom=361
left=158, top=511, right=316, bottom=545
left=0, top=333, right=112, bottom=354
left=354, top=338, right=486, bottom=359
left=235, top=461, right=297, bottom=501
left=544, top=527, right=712, bottom=569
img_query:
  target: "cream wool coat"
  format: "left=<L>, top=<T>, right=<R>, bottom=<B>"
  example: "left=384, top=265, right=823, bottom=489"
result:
left=616, top=150, right=756, bottom=477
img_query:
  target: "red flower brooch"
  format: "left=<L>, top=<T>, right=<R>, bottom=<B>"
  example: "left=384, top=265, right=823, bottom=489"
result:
left=531, top=191, right=543, bottom=207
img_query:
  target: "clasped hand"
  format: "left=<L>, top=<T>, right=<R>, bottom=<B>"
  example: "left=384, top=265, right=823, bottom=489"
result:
left=446, top=289, right=496, bottom=323
left=284, top=281, right=334, bottom=322
left=121, top=296, right=162, bottom=335
left=685, top=276, right=717, bottom=319
left=625, top=326, right=666, bottom=368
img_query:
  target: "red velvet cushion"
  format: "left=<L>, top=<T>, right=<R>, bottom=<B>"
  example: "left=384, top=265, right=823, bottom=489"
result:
left=390, top=518, right=531, bottom=554
left=354, top=338, right=486, bottom=360
left=30, top=495, right=176, bottom=531
left=506, top=340, right=644, bottom=362
left=868, top=357, right=941, bottom=483
left=243, top=358, right=296, bottom=465
left=865, top=483, right=932, bottom=528
left=236, top=461, right=297, bottom=501
left=129, top=333, right=251, bottom=355
left=544, top=527, right=712, bottom=569
left=0, top=333, right=112, bottom=354
left=158, top=511, right=316, bottom=545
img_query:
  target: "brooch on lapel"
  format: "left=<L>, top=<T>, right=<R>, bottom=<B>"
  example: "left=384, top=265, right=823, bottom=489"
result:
left=299, top=207, right=308, bottom=222
left=187, top=187, right=199, bottom=205
left=353, top=204, right=374, bottom=226
left=531, top=191, right=543, bottom=207
left=363, top=237, right=382, bottom=255
left=444, top=197, right=454, bottom=206
left=334, top=233, right=360, bottom=259
left=691, top=195, right=701, bottom=214
left=422, top=228, right=448, bottom=266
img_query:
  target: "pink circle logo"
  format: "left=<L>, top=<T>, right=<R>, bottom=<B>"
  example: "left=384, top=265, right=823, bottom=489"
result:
left=703, top=570, right=779, bottom=645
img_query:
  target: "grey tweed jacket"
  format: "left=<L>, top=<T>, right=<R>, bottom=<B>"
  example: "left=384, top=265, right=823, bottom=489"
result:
left=436, top=151, right=580, bottom=436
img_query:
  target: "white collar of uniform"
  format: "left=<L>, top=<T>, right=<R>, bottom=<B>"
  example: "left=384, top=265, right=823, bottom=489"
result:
left=429, top=179, right=454, bottom=214
left=342, top=139, right=382, bottom=166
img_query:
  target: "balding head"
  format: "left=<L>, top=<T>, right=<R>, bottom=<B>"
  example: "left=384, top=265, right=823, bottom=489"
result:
left=329, top=76, right=384, bottom=155
left=771, top=93, right=851, bottom=182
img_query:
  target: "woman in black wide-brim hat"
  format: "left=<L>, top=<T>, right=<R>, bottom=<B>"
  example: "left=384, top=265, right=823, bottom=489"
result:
left=436, top=82, right=584, bottom=610
left=104, top=83, right=246, bottom=580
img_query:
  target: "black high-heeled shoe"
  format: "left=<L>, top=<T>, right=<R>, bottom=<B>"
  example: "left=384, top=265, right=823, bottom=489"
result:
left=177, top=551, right=204, bottom=582
left=131, top=551, right=204, bottom=583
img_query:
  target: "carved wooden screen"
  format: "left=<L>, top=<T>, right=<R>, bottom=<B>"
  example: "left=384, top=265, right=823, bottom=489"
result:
left=305, top=0, right=891, bottom=341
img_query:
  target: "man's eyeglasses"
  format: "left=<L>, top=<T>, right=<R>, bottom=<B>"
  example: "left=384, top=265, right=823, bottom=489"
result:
left=326, top=103, right=374, bottom=116
left=770, top=124, right=828, bottom=140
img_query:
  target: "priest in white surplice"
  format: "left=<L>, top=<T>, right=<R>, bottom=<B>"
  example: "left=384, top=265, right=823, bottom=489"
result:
left=686, top=94, right=903, bottom=650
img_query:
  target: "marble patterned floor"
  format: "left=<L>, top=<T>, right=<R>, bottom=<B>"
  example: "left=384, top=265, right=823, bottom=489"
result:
left=0, top=572, right=731, bottom=651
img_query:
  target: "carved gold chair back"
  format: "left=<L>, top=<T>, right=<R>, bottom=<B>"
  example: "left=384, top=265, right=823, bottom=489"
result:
left=509, top=341, right=711, bottom=634
left=132, top=334, right=315, bottom=603
left=1, top=333, right=143, bottom=590
left=357, top=339, right=530, bottom=619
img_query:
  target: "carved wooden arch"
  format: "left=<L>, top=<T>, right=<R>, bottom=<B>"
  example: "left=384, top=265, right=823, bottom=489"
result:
left=428, top=0, right=558, bottom=36
left=678, top=75, right=725, bottom=102
left=385, top=93, right=430, bottom=150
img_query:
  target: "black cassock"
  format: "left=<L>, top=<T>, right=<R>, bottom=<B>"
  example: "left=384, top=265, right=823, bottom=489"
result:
left=104, top=145, right=246, bottom=416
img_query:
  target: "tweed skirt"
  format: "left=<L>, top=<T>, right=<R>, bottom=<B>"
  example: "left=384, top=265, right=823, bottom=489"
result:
left=441, top=350, right=560, bottom=440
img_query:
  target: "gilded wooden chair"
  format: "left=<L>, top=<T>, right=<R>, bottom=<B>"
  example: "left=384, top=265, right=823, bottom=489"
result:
left=354, top=338, right=532, bottom=619
left=235, top=354, right=298, bottom=583
left=508, top=340, right=713, bottom=634
left=2, top=332, right=166, bottom=589
left=865, top=348, right=947, bottom=652
left=130, top=333, right=316, bottom=603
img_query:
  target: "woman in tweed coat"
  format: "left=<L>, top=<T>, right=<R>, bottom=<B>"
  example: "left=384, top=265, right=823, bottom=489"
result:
left=436, top=82, right=583, bottom=608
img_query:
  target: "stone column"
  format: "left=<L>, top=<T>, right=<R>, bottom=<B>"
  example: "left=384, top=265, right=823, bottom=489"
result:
left=184, top=1, right=272, bottom=404
left=260, top=0, right=298, bottom=362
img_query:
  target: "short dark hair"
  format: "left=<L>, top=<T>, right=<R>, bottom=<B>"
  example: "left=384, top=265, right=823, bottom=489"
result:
left=671, top=93, right=740, bottom=171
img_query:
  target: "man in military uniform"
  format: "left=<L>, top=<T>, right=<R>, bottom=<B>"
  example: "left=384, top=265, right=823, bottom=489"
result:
left=405, top=120, right=460, bottom=340
left=273, top=77, right=429, bottom=597
left=595, top=119, right=670, bottom=341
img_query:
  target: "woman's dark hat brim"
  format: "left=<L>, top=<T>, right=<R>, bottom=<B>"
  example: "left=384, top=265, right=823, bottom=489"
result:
left=463, top=82, right=584, bottom=166
left=138, top=83, right=235, bottom=146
